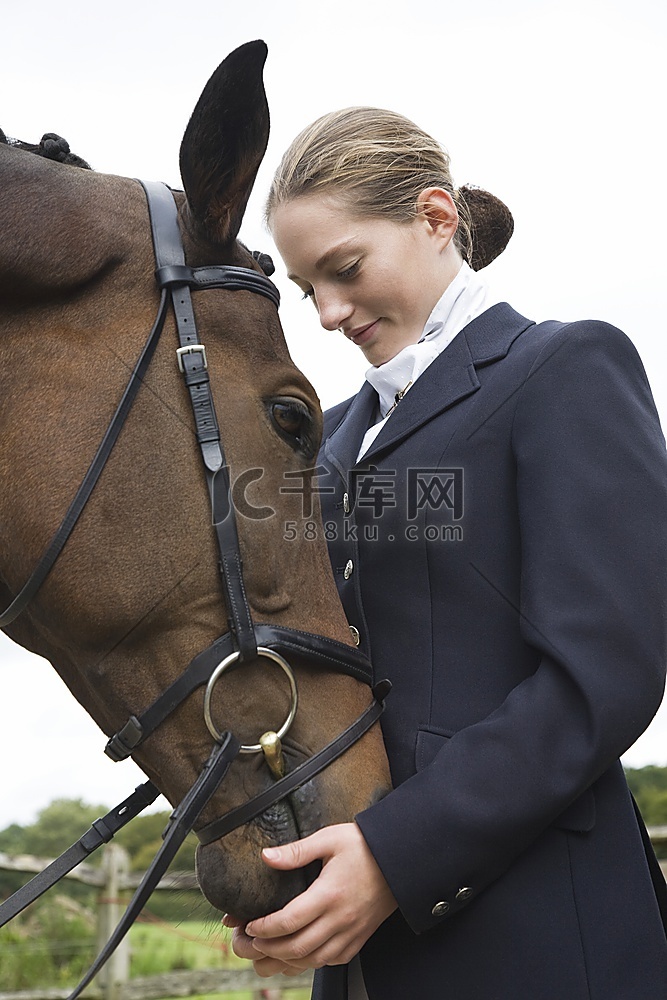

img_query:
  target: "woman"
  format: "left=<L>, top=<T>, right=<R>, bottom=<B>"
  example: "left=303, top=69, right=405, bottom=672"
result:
left=226, top=107, right=667, bottom=999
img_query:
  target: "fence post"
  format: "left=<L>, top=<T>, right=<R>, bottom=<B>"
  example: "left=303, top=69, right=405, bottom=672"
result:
left=96, top=843, right=130, bottom=1000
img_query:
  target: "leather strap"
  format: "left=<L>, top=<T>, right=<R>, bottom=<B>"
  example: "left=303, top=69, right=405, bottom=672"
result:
left=156, top=263, right=281, bottom=308
left=105, top=624, right=374, bottom=762
left=140, top=180, right=257, bottom=661
left=0, top=290, right=170, bottom=628
left=67, top=732, right=239, bottom=1000
left=141, top=181, right=224, bottom=473
left=0, top=781, right=160, bottom=929
left=197, top=680, right=391, bottom=846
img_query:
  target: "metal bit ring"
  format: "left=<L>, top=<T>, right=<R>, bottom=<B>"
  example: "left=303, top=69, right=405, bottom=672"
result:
left=203, top=646, right=298, bottom=753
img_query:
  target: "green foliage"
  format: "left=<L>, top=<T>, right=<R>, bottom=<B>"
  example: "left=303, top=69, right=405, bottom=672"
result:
left=646, top=791, right=667, bottom=825
left=0, top=797, right=304, bottom=991
left=0, top=797, right=221, bottom=935
left=624, top=765, right=667, bottom=859
left=0, top=894, right=96, bottom=989
left=129, top=920, right=230, bottom=976
left=0, top=911, right=313, bottom=996
left=118, top=821, right=197, bottom=872
left=624, top=766, right=667, bottom=824
left=0, top=797, right=211, bottom=932
left=114, top=810, right=172, bottom=867
left=0, top=823, right=27, bottom=855
left=6, top=799, right=108, bottom=858
left=0, top=797, right=197, bottom=870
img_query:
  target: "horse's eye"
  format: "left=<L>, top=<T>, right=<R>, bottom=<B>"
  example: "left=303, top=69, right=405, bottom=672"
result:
left=269, top=398, right=316, bottom=457
left=273, top=402, right=303, bottom=435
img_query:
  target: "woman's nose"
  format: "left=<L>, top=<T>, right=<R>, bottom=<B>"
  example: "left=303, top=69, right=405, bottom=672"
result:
left=316, top=289, right=353, bottom=332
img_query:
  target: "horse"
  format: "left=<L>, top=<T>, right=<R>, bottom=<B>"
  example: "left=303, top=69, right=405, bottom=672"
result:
left=0, top=40, right=391, bottom=924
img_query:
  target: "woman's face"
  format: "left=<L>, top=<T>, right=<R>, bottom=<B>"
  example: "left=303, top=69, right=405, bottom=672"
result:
left=270, top=191, right=460, bottom=367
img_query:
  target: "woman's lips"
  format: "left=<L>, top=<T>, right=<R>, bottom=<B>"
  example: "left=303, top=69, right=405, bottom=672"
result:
left=346, top=320, right=379, bottom=346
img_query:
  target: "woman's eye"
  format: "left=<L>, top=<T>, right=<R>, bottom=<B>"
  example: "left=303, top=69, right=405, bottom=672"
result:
left=270, top=399, right=316, bottom=456
left=301, top=288, right=314, bottom=301
left=337, top=260, right=360, bottom=279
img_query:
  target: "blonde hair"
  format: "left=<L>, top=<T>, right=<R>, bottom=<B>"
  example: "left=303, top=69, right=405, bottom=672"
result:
left=266, top=107, right=514, bottom=271
left=266, top=107, right=472, bottom=260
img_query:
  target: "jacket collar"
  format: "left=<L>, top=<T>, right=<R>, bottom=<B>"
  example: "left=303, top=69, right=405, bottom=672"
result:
left=323, top=381, right=378, bottom=480
left=324, top=303, right=534, bottom=472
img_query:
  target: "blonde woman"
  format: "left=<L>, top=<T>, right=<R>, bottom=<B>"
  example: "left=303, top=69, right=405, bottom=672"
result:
left=226, top=108, right=667, bottom=1000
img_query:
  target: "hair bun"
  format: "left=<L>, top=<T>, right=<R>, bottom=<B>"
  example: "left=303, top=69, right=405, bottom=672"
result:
left=457, top=185, right=514, bottom=270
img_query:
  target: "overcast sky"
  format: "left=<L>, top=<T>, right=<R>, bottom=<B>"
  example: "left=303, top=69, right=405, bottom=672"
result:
left=1, top=0, right=666, bottom=829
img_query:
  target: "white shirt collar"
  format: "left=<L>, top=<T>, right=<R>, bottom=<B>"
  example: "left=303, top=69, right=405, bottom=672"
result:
left=356, top=263, right=500, bottom=460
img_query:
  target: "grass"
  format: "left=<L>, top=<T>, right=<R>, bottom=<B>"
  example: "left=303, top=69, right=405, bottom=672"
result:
left=129, top=918, right=232, bottom=975
left=152, top=994, right=310, bottom=1000
left=129, top=918, right=310, bottom=998
left=0, top=908, right=310, bottom=998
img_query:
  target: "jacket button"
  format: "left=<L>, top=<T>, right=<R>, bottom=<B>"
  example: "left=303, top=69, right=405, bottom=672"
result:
left=431, top=901, right=450, bottom=917
left=349, top=625, right=360, bottom=645
left=456, top=887, right=473, bottom=901
left=343, top=492, right=350, bottom=514
left=344, top=559, right=354, bottom=580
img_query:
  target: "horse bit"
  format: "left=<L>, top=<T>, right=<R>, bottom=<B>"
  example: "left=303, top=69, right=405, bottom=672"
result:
left=0, top=180, right=389, bottom=997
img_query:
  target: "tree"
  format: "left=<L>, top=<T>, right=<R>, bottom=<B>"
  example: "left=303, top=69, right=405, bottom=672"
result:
left=0, top=798, right=196, bottom=870
left=624, top=766, right=667, bottom=824
left=5, top=799, right=107, bottom=858
left=0, top=798, right=205, bottom=923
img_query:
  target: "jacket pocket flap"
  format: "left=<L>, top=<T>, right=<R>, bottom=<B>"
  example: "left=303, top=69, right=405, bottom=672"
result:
left=415, top=727, right=453, bottom=772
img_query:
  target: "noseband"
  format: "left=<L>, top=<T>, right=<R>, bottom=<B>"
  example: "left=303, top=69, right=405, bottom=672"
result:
left=0, top=181, right=389, bottom=997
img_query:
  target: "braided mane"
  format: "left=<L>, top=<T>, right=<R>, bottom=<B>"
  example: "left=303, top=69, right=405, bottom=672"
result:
left=0, top=129, right=91, bottom=169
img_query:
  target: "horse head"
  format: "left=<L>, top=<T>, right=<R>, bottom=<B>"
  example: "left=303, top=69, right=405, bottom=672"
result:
left=0, top=41, right=391, bottom=921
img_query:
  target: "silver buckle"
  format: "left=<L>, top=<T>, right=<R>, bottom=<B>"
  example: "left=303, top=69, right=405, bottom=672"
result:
left=176, top=344, right=207, bottom=373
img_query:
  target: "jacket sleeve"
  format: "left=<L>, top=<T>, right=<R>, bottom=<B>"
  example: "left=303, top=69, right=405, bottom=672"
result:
left=355, top=320, right=667, bottom=933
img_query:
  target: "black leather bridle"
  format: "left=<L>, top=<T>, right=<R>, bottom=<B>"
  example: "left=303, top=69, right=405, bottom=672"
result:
left=0, top=180, right=389, bottom=997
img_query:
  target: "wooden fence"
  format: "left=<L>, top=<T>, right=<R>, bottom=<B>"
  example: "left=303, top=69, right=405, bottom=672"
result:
left=2, top=830, right=666, bottom=1000
left=0, top=844, right=312, bottom=1000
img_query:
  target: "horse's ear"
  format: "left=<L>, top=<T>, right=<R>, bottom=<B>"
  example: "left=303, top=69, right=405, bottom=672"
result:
left=179, top=40, right=269, bottom=245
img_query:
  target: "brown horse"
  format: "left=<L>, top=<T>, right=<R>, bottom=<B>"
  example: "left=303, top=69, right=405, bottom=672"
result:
left=0, top=41, right=390, bottom=921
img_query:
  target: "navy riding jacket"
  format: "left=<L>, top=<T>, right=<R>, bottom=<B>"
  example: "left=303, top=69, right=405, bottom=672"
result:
left=312, top=303, right=667, bottom=1000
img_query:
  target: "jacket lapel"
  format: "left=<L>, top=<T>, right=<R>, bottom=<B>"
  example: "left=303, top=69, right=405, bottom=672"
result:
left=324, top=303, right=534, bottom=471
left=361, top=326, right=479, bottom=462
left=323, top=380, right=378, bottom=478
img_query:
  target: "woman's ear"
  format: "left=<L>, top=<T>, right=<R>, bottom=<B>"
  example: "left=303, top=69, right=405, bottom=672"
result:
left=416, top=187, right=459, bottom=245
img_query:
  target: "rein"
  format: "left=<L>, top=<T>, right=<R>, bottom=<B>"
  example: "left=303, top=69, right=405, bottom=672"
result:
left=0, top=181, right=389, bottom=997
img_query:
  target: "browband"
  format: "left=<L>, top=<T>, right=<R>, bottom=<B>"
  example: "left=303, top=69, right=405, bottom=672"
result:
left=155, top=263, right=281, bottom=308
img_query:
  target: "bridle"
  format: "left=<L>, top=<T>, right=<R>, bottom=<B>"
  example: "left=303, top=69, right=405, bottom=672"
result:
left=0, top=181, right=389, bottom=997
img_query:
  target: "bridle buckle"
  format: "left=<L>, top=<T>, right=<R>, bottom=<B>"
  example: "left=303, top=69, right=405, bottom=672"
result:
left=176, top=343, right=207, bottom=373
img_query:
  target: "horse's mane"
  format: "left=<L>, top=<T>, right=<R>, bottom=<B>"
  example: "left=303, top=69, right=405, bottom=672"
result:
left=0, top=129, right=91, bottom=169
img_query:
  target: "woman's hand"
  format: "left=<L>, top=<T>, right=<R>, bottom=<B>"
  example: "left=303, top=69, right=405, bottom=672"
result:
left=224, top=822, right=397, bottom=976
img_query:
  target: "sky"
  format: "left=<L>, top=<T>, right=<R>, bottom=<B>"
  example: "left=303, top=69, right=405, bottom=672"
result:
left=1, top=0, right=666, bottom=829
